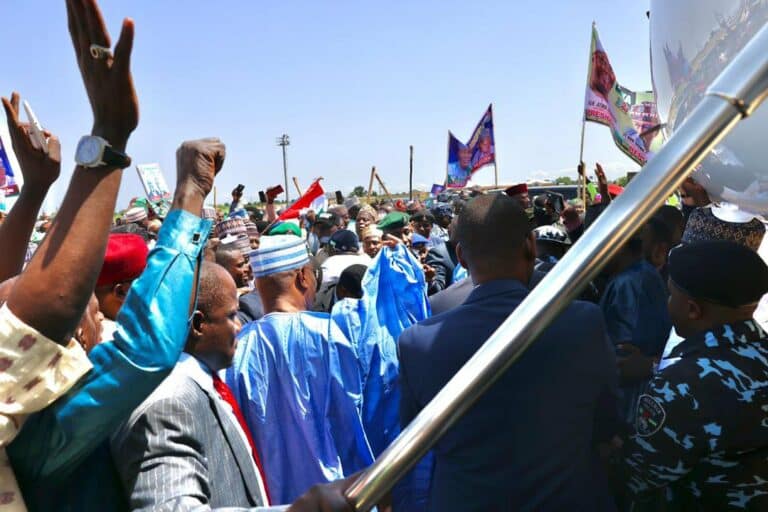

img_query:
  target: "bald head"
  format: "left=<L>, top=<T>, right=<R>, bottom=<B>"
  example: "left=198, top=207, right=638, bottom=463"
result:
left=198, top=261, right=236, bottom=316
left=188, top=261, right=241, bottom=372
left=455, top=194, right=535, bottom=283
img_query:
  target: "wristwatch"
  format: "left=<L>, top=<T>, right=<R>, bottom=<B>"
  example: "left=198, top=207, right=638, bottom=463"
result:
left=75, top=135, right=131, bottom=169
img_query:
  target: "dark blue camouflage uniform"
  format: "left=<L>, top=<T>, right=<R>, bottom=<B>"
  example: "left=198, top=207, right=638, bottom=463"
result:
left=623, top=319, right=768, bottom=510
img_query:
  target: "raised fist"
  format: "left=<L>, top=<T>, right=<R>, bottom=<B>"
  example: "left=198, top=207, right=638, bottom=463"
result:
left=175, top=138, right=226, bottom=198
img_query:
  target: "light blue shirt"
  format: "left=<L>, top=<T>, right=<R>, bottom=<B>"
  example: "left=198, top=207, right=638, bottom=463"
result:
left=8, top=209, right=212, bottom=511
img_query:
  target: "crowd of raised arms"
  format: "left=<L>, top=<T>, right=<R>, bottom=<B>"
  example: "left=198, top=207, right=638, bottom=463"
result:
left=1, top=1, right=768, bottom=511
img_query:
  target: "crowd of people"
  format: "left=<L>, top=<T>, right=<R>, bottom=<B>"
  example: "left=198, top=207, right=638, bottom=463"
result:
left=1, top=1, right=768, bottom=511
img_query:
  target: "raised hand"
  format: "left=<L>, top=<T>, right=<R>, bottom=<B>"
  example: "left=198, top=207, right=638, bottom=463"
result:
left=383, top=233, right=403, bottom=248
left=1, top=92, right=61, bottom=192
left=594, top=163, right=608, bottom=186
left=8, top=0, right=139, bottom=343
left=66, top=0, right=138, bottom=150
left=0, top=92, right=62, bottom=282
left=173, top=138, right=226, bottom=216
left=175, top=138, right=226, bottom=197
left=594, top=162, right=611, bottom=205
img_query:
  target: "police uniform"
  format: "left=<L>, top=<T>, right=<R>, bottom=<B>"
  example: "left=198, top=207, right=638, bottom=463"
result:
left=623, top=241, right=768, bottom=510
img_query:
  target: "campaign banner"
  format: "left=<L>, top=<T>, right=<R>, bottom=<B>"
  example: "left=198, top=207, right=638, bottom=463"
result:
left=0, top=135, right=20, bottom=210
left=136, top=163, right=172, bottom=203
left=467, top=104, right=496, bottom=172
left=446, top=132, right=472, bottom=188
left=584, top=25, right=662, bottom=165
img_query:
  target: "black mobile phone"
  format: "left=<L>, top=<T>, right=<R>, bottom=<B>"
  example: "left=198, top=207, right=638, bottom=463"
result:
left=335, top=191, right=344, bottom=205
left=259, top=191, right=267, bottom=203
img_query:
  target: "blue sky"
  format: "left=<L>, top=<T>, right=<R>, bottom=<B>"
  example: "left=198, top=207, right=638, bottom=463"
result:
left=1, top=0, right=652, bottom=209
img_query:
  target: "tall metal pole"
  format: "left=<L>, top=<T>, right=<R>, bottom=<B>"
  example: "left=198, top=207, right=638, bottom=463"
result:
left=276, top=134, right=291, bottom=203
left=408, top=145, right=414, bottom=201
left=344, top=22, right=768, bottom=511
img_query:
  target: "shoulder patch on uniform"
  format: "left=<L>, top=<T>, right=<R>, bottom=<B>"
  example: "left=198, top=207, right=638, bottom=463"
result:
left=636, top=394, right=666, bottom=437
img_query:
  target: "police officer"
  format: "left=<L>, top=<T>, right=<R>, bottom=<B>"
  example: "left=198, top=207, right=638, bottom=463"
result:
left=622, top=240, right=768, bottom=510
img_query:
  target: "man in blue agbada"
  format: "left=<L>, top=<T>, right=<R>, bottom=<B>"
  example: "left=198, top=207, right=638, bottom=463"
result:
left=226, top=233, right=430, bottom=504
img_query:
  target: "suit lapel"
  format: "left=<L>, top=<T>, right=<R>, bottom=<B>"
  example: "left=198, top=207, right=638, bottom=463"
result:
left=193, top=380, right=266, bottom=506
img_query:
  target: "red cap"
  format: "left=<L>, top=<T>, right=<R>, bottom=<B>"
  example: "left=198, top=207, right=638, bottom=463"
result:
left=97, top=234, right=149, bottom=287
left=394, top=199, right=407, bottom=212
left=505, top=183, right=528, bottom=196
left=608, top=184, right=624, bottom=197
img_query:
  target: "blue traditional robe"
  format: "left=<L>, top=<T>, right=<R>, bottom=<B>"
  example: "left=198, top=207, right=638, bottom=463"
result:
left=226, top=244, right=429, bottom=504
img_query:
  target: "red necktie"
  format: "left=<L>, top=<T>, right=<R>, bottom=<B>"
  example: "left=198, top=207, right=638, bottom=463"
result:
left=212, top=373, right=271, bottom=505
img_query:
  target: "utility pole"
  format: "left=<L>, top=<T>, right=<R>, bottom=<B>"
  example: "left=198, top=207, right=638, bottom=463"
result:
left=409, top=145, right=414, bottom=201
left=276, top=134, right=291, bottom=203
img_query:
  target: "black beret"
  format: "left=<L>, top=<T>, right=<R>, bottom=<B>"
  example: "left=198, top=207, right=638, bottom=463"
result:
left=669, top=240, right=768, bottom=307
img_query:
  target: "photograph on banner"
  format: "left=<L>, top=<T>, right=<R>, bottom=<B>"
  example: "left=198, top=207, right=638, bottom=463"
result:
left=584, top=24, right=659, bottom=165
left=446, top=132, right=472, bottom=188
left=622, top=87, right=664, bottom=156
left=467, top=104, right=496, bottom=172
left=136, top=163, right=172, bottom=203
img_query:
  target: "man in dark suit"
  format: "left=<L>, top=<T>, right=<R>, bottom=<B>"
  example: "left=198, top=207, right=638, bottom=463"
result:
left=428, top=276, right=473, bottom=315
left=424, top=238, right=458, bottom=295
left=112, top=262, right=355, bottom=511
left=398, top=194, right=620, bottom=511
left=238, top=289, right=265, bottom=324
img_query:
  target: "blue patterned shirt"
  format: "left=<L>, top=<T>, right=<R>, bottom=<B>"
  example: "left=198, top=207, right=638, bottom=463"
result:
left=624, top=320, right=768, bottom=509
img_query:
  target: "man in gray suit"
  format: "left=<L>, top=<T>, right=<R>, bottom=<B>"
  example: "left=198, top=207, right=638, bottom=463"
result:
left=112, top=261, right=271, bottom=510
left=112, top=262, right=357, bottom=511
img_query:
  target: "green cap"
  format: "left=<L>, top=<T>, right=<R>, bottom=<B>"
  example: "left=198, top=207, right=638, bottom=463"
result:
left=266, top=221, right=302, bottom=237
left=377, top=211, right=410, bottom=231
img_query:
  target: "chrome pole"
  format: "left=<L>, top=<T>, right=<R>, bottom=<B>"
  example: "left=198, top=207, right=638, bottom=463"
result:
left=345, top=23, right=768, bottom=511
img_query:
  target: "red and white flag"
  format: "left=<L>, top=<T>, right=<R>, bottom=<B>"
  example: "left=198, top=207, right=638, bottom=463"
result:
left=278, top=178, right=327, bottom=220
